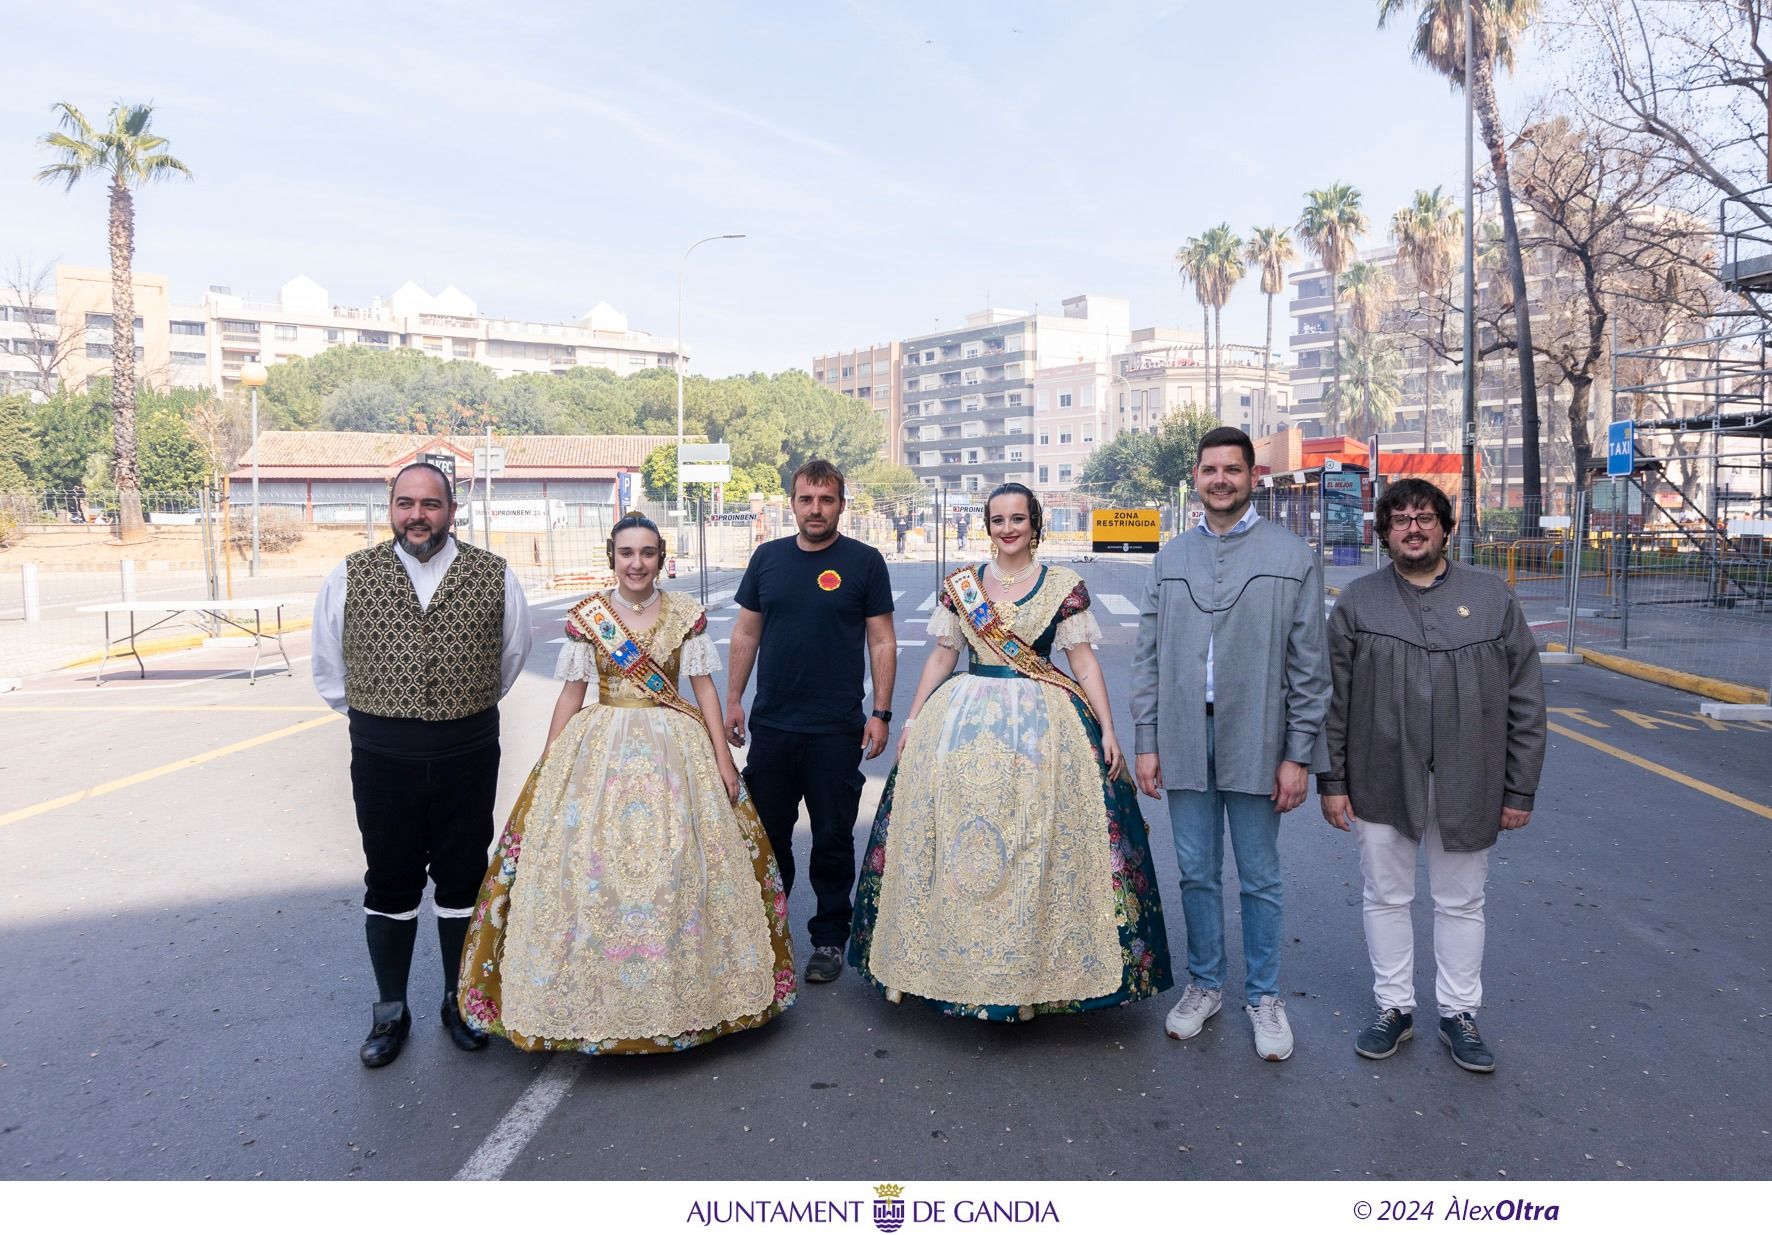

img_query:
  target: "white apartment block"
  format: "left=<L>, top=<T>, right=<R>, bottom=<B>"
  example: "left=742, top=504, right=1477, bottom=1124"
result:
left=1031, top=361, right=1110, bottom=491
left=901, top=294, right=1130, bottom=493
left=1, top=265, right=680, bottom=398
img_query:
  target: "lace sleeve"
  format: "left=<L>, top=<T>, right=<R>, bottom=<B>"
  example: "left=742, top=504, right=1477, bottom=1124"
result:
left=678, top=632, right=722, bottom=678
left=927, top=605, right=965, bottom=651
left=553, top=636, right=595, bottom=681
left=1051, top=607, right=1103, bottom=653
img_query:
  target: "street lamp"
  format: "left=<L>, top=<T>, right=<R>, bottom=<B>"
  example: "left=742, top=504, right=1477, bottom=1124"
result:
left=240, top=361, right=269, bottom=578
left=677, top=233, right=746, bottom=512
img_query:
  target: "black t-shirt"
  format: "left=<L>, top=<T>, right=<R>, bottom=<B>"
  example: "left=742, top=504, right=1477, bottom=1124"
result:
left=735, top=533, right=894, bottom=733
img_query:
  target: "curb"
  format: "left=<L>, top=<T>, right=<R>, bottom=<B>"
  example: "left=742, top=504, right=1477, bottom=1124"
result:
left=1543, top=643, right=1769, bottom=706
left=57, top=616, right=316, bottom=671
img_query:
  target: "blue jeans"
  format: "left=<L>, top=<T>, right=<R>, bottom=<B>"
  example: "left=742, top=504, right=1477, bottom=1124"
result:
left=1165, top=717, right=1283, bottom=1003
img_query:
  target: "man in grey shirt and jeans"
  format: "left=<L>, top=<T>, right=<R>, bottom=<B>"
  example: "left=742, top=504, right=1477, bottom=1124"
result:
left=1132, top=427, right=1330, bottom=1062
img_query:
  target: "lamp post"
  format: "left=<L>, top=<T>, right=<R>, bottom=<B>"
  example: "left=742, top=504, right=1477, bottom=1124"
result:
left=677, top=233, right=746, bottom=513
left=240, top=361, right=269, bottom=578
left=1457, top=0, right=1477, bottom=565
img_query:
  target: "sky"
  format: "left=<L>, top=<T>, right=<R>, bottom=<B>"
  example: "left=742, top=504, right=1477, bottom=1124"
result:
left=2, top=0, right=1559, bottom=378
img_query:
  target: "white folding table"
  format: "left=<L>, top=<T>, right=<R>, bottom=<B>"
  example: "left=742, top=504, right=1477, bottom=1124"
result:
left=75, top=596, right=313, bottom=685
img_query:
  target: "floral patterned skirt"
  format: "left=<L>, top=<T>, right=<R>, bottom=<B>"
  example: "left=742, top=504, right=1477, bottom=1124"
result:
left=848, top=675, right=1171, bottom=1021
left=458, top=703, right=796, bottom=1053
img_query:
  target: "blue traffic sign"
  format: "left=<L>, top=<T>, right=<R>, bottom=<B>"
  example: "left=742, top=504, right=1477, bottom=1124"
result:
left=1606, top=420, right=1634, bottom=477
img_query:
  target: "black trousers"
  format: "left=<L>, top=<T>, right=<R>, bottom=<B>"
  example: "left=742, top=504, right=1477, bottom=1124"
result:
left=350, top=741, right=500, bottom=916
left=743, top=722, right=865, bottom=948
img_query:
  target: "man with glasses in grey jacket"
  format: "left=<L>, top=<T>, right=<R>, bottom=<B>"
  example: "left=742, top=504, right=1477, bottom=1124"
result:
left=1132, top=427, right=1330, bottom=1062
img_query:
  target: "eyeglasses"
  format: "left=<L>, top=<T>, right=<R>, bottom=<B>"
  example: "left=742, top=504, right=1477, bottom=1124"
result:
left=1389, top=512, right=1442, bottom=530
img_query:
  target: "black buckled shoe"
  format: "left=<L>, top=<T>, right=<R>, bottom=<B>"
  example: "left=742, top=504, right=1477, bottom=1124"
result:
left=441, top=994, right=489, bottom=1051
left=359, top=1000, right=411, bottom=1068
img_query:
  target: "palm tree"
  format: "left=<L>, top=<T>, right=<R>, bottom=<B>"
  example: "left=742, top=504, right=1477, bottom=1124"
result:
left=1296, top=183, right=1368, bottom=433
left=36, top=102, right=191, bottom=543
left=1245, top=226, right=1295, bottom=436
left=1175, top=235, right=1213, bottom=410
left=1198, top=224, right=1247, bottom=420
left=1339, top=260, right=1391, bottom=335
left=1331, top=333, right=1404, bottom=441
left=1391, top=186, right=1462, bottom=451
left=1378, top=0, right=1544, bottom=527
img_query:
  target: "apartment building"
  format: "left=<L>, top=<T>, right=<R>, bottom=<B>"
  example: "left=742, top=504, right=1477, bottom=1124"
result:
left=1030, top=361, right=1110, bottom=490
left=900, top=294, right=1130, bottom=493
left=0, top=265, right=680, bottom=397
left=811, top=342, right=903, bottom=463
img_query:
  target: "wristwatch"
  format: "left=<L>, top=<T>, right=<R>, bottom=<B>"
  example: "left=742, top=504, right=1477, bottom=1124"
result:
left=871, top=708, right=893, bottom=723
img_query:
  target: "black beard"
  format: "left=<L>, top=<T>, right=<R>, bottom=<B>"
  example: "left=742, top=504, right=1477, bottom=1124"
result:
left=397, top=526, right=450, bottom=559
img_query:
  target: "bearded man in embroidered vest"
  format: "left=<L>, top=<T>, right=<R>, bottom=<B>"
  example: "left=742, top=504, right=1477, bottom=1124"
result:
left=313, top=462, right=533, bottom=1068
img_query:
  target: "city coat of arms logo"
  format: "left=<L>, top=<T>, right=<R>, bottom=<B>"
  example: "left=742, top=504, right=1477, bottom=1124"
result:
left=872, top=1183, right=906, bottom=1233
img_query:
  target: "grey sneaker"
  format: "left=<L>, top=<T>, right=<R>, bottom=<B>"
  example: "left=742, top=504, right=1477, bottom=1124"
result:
left=1246, top=995, right=1294, bottom=1061
left=1163, top=983, right=1223, bottom=1040
left=1354, top=1007, right=1413, bottom=1060
left=804, top=945, right=844, bottom=983
left=1438, top=1012, right=1495, bottom=1073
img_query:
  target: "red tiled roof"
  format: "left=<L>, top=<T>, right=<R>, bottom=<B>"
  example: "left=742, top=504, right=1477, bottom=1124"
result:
left=231, top=431, right=689, bottom=480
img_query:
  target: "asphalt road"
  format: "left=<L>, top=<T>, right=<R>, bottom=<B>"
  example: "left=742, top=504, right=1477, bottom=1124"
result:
left=1, top=558, right=1769, bottom=1182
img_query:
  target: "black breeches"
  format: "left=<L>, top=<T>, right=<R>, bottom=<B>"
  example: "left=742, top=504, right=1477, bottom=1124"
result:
left=350, top=742, right=500, bottom=916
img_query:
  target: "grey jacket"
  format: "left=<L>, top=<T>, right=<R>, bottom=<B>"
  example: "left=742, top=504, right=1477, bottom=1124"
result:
left=1130, top=518, right=1331, bottom=794
left=1319, top=561, right=1546, bottom=852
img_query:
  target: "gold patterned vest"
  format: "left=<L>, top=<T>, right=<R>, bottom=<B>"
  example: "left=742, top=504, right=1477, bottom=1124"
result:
left=343, top=539, right=507, bottom=721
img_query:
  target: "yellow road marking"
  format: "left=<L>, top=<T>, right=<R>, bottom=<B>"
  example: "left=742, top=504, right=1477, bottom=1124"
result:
left=0, top=713, right=343, bottom=829
left=0, top=706, right=331, bottom=714
left=1548, top=706, right=1609, bottom=729
left=1548, top=722, right=1772, bottom=823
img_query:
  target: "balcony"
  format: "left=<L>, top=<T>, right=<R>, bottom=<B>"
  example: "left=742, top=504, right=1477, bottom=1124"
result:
left=904, top=374, right=1032, bottom=406
left=903, top=347, right=1024, bottom=379
left=1288, top=330, right=1335, bottom=350
left=1290, top=293, right=1334, bottom=312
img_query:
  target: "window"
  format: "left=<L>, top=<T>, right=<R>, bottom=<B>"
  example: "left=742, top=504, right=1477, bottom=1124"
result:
left=966, top=449, right=980, bottom=464
left=1005, top=419, right=1025, bottom=435
left=453, top=340, right=474, bottom=358
left=1058, top=465, right=1072, bottom=482
left=1059, top=431, right=1072, bottom=445
left=274, top=323, right=298, bottom=341
left=10, top=307, right=54, bottom=326
left=1038, top=466, right=1050, bottom=484
left=858, top=362, right=872, bottom=377
left=327, top=328, right=350, bottom=344
left=1059, top=393, right=1072, bottom=408
left=1240, top=393, right=1252, bottom=407
left=923, top=351, right=935, bottom=363
left=1038, top=432, right=1049, bottom=446
left=85, top=313, right=144, bottom=330
left=1008, top=448, right=1023, bottom=462
left=841, top=365, right=853, bottom=377
left=1007, top=394, right=1022, bottom=406
left=171, top=350, right=206, bottom=364
left=1083, top=430, right=1094, bottom=443
left=170, top=320, right=205, bottom=336
left=219, top=319, right=261, bottom=335
left=857, top=386, right=870, bottom=398
left=964, top=345, right=979, bottom=358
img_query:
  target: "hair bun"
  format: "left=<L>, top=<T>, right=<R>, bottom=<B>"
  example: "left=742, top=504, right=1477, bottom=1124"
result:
left=622, top=508, right=646, bottom=520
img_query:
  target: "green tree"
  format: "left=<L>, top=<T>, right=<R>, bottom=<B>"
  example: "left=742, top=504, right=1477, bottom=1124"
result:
left=137, top=402, right=208, bottom=494
left=1391, top=186, right=1462, bottom=450
left=1244, top=226, right=1296, bottom=433
left=1151, top=404, right=1221, bottom=494
left=1078, top=432, right=1165, bottom=506
left=30, top=385, right=112, bottom=494
left=1378, top=0, right=1545, bottom=527
left=1296, top=182, right=1369, bottom=430
left=1174, top=234, right=1215, bottom=406
left=36, top=102, right=191, bottom=542
left=1327, top=333, right=1404, bottom=440
left=262, top=345, right=434, bottom=429
left=0, top=394, right=40, bottom=490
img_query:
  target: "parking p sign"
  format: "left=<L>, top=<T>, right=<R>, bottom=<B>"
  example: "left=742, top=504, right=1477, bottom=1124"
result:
left=1606, top=420, right=1634, bottom=477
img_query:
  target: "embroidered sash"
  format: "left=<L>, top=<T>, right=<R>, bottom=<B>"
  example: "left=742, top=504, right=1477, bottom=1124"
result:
left=944, top=568, right=1094, bottom=719
left=573, top=593, right=704, bottom=723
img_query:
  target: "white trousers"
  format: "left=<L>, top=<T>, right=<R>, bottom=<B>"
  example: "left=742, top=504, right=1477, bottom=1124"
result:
left=1355, top=816, right=1488, bottom=1016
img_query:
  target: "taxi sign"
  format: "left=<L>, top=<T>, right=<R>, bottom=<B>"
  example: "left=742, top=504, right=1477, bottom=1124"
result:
left=1090, top=508, right=1161, bottom=554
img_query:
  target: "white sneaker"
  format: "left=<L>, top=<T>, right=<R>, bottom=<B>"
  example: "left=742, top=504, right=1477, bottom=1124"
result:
left=1163, top=983, right=1223, bottom=1040
left=1246, top=995, right=1294, bottom=1061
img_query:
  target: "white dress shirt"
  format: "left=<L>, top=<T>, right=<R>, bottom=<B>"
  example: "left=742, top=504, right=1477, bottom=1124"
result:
left=1197, top=504, right=1263, bottom=705
left=312, top=537, right=533, bottom=715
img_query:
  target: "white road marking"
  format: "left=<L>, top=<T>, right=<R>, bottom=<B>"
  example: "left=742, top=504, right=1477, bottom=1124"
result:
left=716, top=638, right=731, bottom=645
left=904, top=617, right=928, bottom=625
left=916, top=593, right=936, bottom=611
left=897, top=640, right=927, bottom=647
left=1098, top=593, right=1139, bottom=615
left=706, top=614, right=733, bottom=623
left=454, top=1054, right=583, bottom=1181
left=1120, top=622, right=1139, bottom=628
left=891, top=590, right=905, bottom=601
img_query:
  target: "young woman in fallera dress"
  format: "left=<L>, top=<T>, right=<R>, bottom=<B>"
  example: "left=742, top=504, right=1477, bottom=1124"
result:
left=458, top=513, right=796, bottom=1053
left=849, top=484, right=1172, bottom=1020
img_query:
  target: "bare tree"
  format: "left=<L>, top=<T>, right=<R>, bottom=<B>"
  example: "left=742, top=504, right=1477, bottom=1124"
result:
left=1565, top=0, right=1772, bottom=217
left=3, top=260, right=81, bottom=396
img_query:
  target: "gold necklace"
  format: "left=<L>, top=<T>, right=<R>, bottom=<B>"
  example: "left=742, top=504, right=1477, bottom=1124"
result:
left=989, top=559, right=1036, bottom=586
left=611, top=586, right=659, bottom=612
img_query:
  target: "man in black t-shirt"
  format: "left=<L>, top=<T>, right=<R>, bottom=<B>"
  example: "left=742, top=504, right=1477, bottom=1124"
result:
left=726, top=460, right=897, bottom=983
